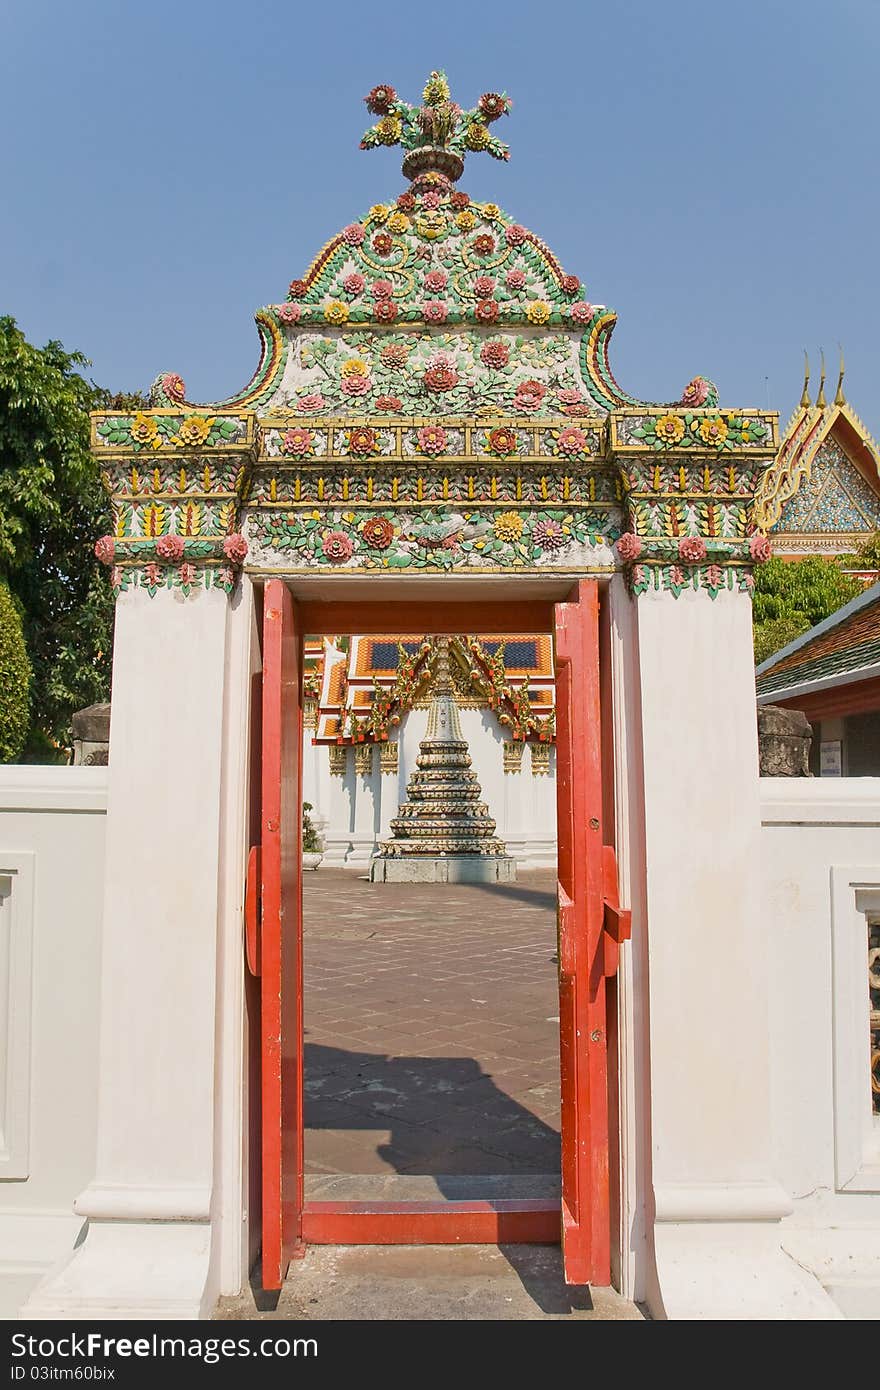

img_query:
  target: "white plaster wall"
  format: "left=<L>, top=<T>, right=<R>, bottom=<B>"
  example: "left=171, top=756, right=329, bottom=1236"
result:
left=303, top=706, right=557, bottom=868
left=0, top=768, right=106, bottom=1317
left=760, top=777, right=880, bottom=1315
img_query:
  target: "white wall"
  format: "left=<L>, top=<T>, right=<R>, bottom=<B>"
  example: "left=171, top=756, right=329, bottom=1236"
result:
left=303, top=706, right=557, bottom=869
left=761, top=777, right=880, bottom=1318
left=0, top=768, right=106, bottom=1317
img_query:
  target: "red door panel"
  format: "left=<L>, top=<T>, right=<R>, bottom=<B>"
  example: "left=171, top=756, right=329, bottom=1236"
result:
left=554, top=579, right=609, bottom=1286
left=261, top=579, right=304, bottom=1289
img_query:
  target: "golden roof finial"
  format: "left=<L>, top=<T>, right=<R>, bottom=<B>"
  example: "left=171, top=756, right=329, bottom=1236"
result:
left=816, top=349, right=827, bottom=409
left=800, top=350, right=811, bottom=409
left=834, top=345, right=846, bottom=406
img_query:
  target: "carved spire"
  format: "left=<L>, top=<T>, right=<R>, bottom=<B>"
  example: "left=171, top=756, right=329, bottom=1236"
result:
left=800, top=350, right=811, bottom=409
left=816, top=349, right=827, bottom=408
left=834, top=346, right=846, bottom=406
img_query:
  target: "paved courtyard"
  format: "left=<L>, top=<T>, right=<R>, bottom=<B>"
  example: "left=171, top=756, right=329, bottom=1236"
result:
left=303, top=868, right=561, bottom=1198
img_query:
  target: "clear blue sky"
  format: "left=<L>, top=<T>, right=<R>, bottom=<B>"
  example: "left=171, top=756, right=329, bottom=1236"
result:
left=3, top=0, right=877, bottom=434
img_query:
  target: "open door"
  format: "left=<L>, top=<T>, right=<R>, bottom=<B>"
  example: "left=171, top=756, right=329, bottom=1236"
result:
left=260, top=579, right=304, bottom=1289
left=555, top=579, right=610, bottom=1287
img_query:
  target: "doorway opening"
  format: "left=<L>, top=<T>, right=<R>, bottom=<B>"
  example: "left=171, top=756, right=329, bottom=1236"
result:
left=250, top=583, right=626, bottom=1288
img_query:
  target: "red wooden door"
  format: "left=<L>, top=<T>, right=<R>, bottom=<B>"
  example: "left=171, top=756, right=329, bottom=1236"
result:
left=554, top=579, right=610, bottom=1286
left=260, top=579, right=304, bottom=1288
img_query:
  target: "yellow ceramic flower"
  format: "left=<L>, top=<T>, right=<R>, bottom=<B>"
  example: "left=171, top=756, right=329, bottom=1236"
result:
left=377, top=115, right=402, bottom=145
left=369, top=203, right=390, bottom=222
left=526, top=301, right=551, bottom=325
left=697, top=416, right=729, bottom=446
left=482, top=203, right=500, bottom=220
left=387, top=210, right=410, bottom=233
left=130, top=412, right=160, bottom=448
left=423, top=72, right=450, bottom=103
left=494, top=511, right=524, bottom=542
left=655, top=413, right=685, bottom=444
left=466, top=123, right=490, bottom=151
left=324, top=301, right=349, bottom=325
left=455, top=210, right=477, bottom=232
left=341, top=358, right=369, bottom=378
left=176, top=415, right=212, bottom=448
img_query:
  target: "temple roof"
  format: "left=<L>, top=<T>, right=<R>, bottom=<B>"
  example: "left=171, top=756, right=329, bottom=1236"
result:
left=756, top=580, right=880, bottom=702
left=755, top=357, right=880, bottom=550
left=307, top=633, right=555, bottom=744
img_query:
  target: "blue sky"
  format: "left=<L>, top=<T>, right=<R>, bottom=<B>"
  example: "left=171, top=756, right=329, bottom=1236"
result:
left=3, top=0, right=877, bottom=435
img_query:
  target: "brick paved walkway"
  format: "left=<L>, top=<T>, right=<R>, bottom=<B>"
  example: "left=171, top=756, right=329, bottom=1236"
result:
left=303, top=869, right=560, bottom=1197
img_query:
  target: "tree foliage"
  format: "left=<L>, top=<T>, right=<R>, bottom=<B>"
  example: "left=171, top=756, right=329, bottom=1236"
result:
left=753, top=556, right=862, bottom=665
left=0, top=581, right=31, bottom=762
left=0, top=316, right=145, bottom=757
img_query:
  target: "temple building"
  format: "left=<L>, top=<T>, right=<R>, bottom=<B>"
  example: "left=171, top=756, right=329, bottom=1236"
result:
left=755, top=359, right=880, bottom=557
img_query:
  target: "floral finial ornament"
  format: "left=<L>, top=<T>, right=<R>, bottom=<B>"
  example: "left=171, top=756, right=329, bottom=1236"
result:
left=359, top=71, right=512, bottom=183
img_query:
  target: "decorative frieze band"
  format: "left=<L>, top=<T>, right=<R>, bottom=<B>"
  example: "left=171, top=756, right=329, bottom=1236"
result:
left=89, top=406, right=779, bottom=594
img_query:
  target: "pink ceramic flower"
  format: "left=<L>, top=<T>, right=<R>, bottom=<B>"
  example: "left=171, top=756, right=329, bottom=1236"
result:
left=296, top=394, right=327, bottom=412
left=143, top=562, right=161, bottom=588
left=749, top=534, right=772, bottom=564
left=533, top=518, right=567, bottom=551
left=505, top=269, right=526, bottom=290
left=616, top=532, right=643, bottom=563
left=424, top=268, right=448, bottom=292
left=680, top=376, right=710, bottom=408
left=156, top=534, right=185, bottom=562
left=557, top=388, right=583, bottom=405
left=417, top=424, right=448, bottom=455
left=343, top=223, right=365, bottom=246
left=423, top=353, right=459, bottom=392
left=514, top=379, right=547, bottom=410
left=423, top=300, right=448, bottom=323
left=557, top=426, right=590, bottom=455
left=569, top=301, right=594, bottom=324
left=280, top=427, right=314, bottom=456
left=322, top=531, right=354, bottom=563
left=277, top=303, right=301, bottom=324
left=631, top=564, right=645, bottom=587
left=341, top=374, right=371, bottom=396
left=678, top=537, right=707, bottom=564
left=161, top=372, right=186, bottom=402
left=343, top=272, right=366, bottom=296
left=474, top=275, right=495, bottom=298
left=670, top=565, right=686, bottom=587
left=178, top=563, right=197, bottom=586
left=94, top=535, right=115, bottom=565
left=480, top=341, right=509, bottom=369
left=420, top=190, right=442, bottom=209
left=371, top=279, right=394, bottom=299
left=505, top=224, right=527, bottom=246
left=223, top=534, right=248, bottom=564
left=705, top=564, right=724, bottom=588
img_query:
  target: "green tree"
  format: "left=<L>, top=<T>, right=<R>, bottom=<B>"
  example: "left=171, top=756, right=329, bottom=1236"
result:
left=0, top=580, right=31, bottom=762
left=0, top=316, right=144, bottom=758
left=753, top=556, right=862, bottom=665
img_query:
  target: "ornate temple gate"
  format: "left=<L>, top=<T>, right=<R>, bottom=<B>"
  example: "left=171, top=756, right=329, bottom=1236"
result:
left=64, top=73, right=784, bottom=1318
left=249, top=580, right=626, bottom=1287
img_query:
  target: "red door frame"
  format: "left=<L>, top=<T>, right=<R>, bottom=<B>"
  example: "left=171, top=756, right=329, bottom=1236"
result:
left=251, top=586, right=628, bottom=1285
